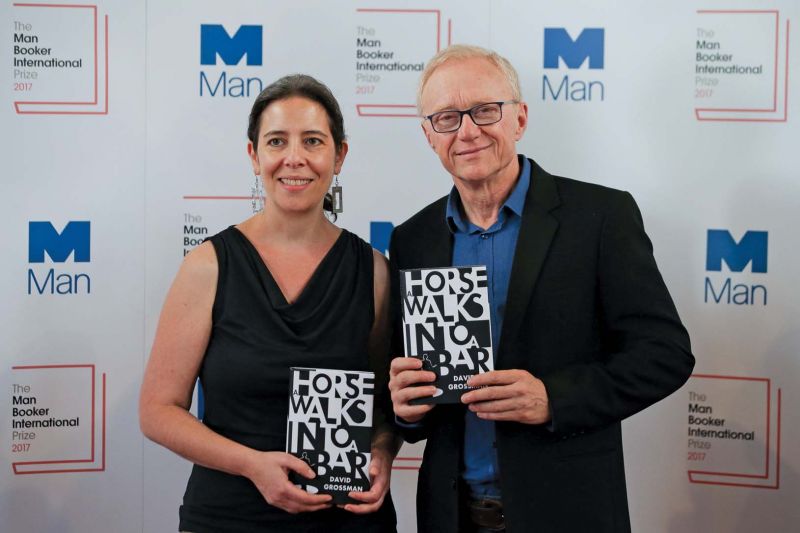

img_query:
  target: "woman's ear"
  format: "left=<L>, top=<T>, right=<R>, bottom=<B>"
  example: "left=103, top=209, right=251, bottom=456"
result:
left=334, top=141, right=349, bottom=174
left=247, top=141, right=260, bottom=174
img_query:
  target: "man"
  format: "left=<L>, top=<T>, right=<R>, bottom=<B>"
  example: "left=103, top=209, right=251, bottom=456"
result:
left=388, top=45, right=694, bottom=533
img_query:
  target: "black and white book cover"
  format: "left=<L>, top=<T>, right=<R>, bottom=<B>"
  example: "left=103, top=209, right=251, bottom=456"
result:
left=400, top=266, right=494, bottom=404
left=285, top=367, right=374, bottom=504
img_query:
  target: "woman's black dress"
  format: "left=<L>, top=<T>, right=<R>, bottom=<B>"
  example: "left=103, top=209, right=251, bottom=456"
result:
left=179, top=226, right=396, bottom=532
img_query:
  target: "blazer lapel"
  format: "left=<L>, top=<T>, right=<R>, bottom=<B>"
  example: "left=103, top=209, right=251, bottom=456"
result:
left=424, top=199, right=453, bottom=268
left=497, top=160, right=561, bottom=368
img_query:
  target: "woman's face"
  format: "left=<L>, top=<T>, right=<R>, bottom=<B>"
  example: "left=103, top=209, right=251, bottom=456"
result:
left=248, top=96, right=347, bottom=215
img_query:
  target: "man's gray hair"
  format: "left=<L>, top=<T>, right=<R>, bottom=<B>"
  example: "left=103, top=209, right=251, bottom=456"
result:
left=416, top=44, right=522, bottom=115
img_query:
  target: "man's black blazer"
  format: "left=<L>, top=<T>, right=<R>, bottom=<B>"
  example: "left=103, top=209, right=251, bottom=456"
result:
left=388, top=158, right=694, bottom=533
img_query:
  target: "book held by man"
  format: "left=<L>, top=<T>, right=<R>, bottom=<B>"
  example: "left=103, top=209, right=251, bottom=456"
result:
left=285, top=367, right=374, bottom=504
left=400, top=266, right=494, bottom=404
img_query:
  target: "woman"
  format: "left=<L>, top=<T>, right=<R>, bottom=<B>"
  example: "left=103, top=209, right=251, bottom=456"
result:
left=140, top=75, right=399, bottom=532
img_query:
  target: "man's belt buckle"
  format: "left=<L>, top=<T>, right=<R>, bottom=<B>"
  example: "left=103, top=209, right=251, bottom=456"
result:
left=469, top=498, right=505, bottom=529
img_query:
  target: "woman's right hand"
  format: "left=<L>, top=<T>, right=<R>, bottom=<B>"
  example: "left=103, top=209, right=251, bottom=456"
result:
left=246, top=451, right=333, bottom=514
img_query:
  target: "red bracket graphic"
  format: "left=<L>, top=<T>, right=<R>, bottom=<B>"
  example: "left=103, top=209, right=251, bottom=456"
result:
left=13, top=3, right=109, bottom=115
left=687, top=374, right=781, bottom=489
left=11, top=364, right=106, bottom=475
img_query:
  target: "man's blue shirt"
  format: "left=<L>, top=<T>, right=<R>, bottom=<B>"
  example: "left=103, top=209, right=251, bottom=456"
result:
left=445, top=156, right=531, bottom=498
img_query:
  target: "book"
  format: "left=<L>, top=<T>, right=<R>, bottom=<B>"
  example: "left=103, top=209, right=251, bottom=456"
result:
left=400, top=266, right=494, bottom=404
left=285, top=367, right=374, bottom=504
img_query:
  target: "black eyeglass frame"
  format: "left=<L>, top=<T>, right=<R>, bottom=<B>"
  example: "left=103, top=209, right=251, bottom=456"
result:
left=423, top=100, right=519, bottom=133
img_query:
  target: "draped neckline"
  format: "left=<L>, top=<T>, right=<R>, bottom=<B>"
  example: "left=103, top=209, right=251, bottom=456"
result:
left=230, top=225, right=347, bottom=311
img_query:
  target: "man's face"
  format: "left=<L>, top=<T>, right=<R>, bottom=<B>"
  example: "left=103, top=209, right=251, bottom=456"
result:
left=419, top=57, right=527, bottom=184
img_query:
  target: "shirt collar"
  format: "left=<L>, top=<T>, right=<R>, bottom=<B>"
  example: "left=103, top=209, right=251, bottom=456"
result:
left=446, top=155, right=531, bottom=234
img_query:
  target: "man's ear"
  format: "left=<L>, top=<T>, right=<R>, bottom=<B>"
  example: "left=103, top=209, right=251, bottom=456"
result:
left=514, top=102, right=529, bottom=141
left=421, top=122, right=435, bottom=149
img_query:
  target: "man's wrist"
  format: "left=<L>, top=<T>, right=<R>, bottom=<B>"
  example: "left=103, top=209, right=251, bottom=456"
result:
left=395, top=414, right=424, bottom=428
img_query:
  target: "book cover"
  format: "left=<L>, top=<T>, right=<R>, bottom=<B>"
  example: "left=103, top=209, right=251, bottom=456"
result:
left=286, top=367, right=374, bottom=504
left=400, top=266, right=494, bottom=404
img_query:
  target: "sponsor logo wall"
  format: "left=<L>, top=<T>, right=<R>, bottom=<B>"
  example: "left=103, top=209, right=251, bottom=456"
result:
left=1, top=1, right=797, bottom=531
left=2, top=0, right=146, bottom=529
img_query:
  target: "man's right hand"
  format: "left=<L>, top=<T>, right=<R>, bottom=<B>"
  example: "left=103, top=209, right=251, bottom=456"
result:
left=388, top=357, right=437, bottom=423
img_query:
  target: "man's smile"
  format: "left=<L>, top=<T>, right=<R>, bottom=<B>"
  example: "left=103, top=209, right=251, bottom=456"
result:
left=455, top=144, right=491, bottom=156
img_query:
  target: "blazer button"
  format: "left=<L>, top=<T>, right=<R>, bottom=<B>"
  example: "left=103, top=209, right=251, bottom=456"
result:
left=451, top=478, right=457, bottom=489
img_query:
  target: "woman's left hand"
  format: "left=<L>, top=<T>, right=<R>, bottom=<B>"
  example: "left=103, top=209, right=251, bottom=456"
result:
left=341, top=445, right=392, bottom=514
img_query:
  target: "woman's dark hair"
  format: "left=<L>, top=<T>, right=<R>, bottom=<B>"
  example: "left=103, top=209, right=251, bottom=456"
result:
left=248, top=75, right=346, bottom=215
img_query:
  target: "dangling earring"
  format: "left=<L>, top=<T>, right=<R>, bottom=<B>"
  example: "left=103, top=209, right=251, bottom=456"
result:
left=331, top=174, right=343, bottom=214
left=251, top=174, right=264, bottom=213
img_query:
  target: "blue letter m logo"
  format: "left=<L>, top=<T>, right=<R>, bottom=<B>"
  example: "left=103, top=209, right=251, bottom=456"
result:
left=29, top=221, right=91, bottom=263
left=370, top=221, right=394, bottom=257
left=544, top=28, right=604, bottom=69
left=200, top=24, right=262, bottom=66
left=706, top=230, right=767, bottom=273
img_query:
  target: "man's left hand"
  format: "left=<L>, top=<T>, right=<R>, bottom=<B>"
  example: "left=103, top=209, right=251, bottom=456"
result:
left=462, top=370, right=551, bottom=425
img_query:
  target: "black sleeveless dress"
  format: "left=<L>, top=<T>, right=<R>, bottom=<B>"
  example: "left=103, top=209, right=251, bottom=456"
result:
left=179, top=226, right=396, bottom=532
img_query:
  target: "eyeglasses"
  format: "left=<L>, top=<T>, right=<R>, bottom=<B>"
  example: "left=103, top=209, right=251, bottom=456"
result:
left=424, top=100, right=518, bottom=133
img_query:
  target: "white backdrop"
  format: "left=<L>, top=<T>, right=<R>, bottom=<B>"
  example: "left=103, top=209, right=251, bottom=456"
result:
left=1, top=1, right=797, bottom=531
